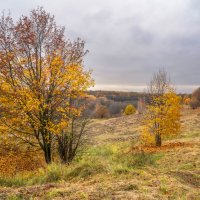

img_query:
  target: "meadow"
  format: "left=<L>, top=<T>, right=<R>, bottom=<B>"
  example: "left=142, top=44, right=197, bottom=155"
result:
left=0, top=107, right=199, bottom=200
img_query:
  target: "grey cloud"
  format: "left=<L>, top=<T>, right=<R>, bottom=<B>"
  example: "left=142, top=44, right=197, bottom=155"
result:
left=129, top=26, right=154, bottom=45
left=1, top=0, right=199, bottom=92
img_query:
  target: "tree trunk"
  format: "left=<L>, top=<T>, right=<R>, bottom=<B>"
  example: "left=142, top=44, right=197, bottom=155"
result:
left=58, top=139, right=74, bottom=164
left=155, top=134, right=162, bottom=147
left=44, top=143, right=52, bottom=164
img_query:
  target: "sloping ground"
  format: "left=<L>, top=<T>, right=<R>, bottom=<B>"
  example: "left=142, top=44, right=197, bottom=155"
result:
left=87, top=114, right=140, bottom=145
left=0, top=108, right=200, bottom=200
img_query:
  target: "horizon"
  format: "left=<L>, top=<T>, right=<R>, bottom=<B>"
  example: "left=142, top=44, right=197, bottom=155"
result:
left=91, top=84, right=199, bottom=94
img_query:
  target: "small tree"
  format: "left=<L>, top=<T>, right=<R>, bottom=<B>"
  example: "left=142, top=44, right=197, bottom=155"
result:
left=141, top=91, right=181, bottom=146
left=124, top=104, right=136, bottom=115
left=141, top=69, right=181, bottom=146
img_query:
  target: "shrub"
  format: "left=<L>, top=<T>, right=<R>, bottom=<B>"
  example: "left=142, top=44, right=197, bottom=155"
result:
left=190, top=98, right=200, bottom=109
left=108, top=101, right=124, bottom=116
left=124, top=104, right=136, bottom=115
left=183, top=95, right=191, bottom=105
left=0, top=143, right=44, bottom=176
left=94, top=104, right=110, bottom=118
left=190, top=87, right=200, bottom=109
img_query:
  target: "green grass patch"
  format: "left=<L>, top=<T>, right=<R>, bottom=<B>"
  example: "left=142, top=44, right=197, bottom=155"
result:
left=0, top=142, right=164, bottom=187
left=0, top=175, right=27, bottom=187
left=6, top=195, right=24, bottom=200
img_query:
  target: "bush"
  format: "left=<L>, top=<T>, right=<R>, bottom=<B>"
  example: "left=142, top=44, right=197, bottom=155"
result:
left=190, top=98, right=200, bottom=109
left=190, top=87, right=200, bottom=109
left=108, top=101, right=124, bottom=116
left=0, top=143, right=44, bottom=176
left=94, top=104, right=110, bottom=118
left=183, top=95, right=191, bottom=105
left=124, top=104, right=136, bottom=115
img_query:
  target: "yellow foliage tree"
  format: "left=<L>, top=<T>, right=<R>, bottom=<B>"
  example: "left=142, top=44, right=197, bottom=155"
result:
left=141, top=90, right=181, bottom=146
left=0, top=8, right=93, bottom=164
left=124, top=104, right=136, bottom=115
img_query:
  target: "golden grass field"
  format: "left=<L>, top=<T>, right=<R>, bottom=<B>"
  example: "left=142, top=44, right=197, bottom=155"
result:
left=0, top=107, right=199, bottom=200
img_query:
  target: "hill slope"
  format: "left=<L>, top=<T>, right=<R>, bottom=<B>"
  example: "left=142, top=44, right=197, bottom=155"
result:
left=0, top=108, right=200, bottom=200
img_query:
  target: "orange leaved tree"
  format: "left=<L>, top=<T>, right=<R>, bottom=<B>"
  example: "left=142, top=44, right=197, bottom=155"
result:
left=140, top=69, right=181, bottom=146
left=0, top=8, right=93, bottom=164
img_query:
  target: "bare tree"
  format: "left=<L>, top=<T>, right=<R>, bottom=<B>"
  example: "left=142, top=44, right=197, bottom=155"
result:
left=148, top=68, right=170, bottom=96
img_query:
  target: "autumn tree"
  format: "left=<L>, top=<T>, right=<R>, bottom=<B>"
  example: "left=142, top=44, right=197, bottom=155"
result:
left=141, top=69, right=181, bottom=146
left=0, top=8, right=93, bottom=164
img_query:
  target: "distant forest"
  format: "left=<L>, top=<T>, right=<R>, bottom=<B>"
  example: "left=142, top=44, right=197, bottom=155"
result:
left=84, top=90, right=191, bottom=119
left=88, top=90, right=144, bottom=102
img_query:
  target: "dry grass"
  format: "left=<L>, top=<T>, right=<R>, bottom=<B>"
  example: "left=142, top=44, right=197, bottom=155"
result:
left=0, top=107, right=200, bottom=200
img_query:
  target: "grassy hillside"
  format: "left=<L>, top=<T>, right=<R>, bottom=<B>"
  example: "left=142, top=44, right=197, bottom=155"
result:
left=0, top=107, right=199, bottom=200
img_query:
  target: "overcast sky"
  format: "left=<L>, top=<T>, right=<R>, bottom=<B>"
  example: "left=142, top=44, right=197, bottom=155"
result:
left=1, top=0, right=200, bottom=92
